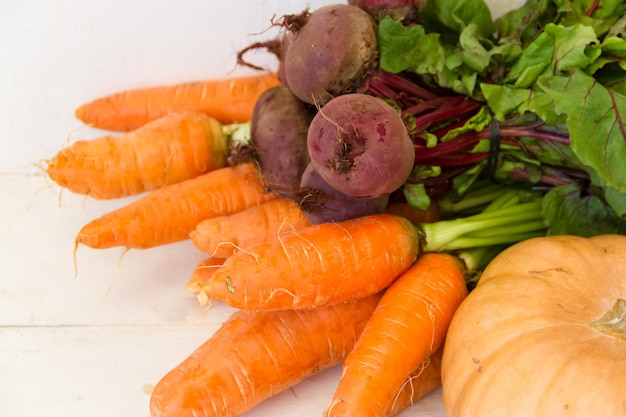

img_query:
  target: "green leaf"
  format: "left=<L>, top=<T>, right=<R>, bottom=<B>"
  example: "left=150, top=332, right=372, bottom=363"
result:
left=562, top=0, right=626, bottom=37
left=597, top=36, right=626, bottom=75
left=440, top=105, right=492, bottom=141
left=543, top=183, right=626, bottom=236
left=403, top=182, right=432, bottom=211
left=538, top=71, right=626, bottom=193
left=481, top=83, right=534, bottom=119
left=607, top=14, right=626, bottom=39
left=505, top=23, right=601, bottom=87
left=448, top=163, right=487, bottom=200
left=605, top=185, right=626, bottom=218
left=586, top=165, right=626, bottom=218
left=459, top=23, right=491, bottom=72
left=602, top=34, right=626, bottom=58
left=378, top=17, right=480, bottom=95
left=377, top=17, right=428, bottom=73
left=480, top=83, right=563, bottom=122
left=547, top=24, right=602, bottom=73
left=420, top=0, right=497, bottom=40
left=495, top=0, right=552, bottom=42
left=505, top=31, right=555, bottom=87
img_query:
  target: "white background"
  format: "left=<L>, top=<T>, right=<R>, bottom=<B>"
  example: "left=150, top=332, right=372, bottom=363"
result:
left=1, top=1, right=523, bottom=416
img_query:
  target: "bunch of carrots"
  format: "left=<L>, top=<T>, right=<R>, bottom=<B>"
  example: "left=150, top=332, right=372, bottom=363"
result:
left=43, top=70, right=470, bottom=417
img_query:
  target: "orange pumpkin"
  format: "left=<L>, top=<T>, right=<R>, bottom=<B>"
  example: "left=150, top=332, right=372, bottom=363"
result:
left=441, top=234, right=626, bottom=416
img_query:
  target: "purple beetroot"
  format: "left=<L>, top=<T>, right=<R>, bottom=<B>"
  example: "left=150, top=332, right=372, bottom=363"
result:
left=348, top=0, right=419, bottom=22
left=307, top=93, right=415, bottom=198
left=299, top=162, right=389, bottom=225
left=250, top=85, right=315, bottom=198
left=282, top=4, right=378, bottom=105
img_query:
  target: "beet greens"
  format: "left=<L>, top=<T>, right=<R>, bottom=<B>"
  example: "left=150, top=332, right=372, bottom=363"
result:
left=372, top=0, right=626, bottom=236
left=242, top=0, right=626, bottom=237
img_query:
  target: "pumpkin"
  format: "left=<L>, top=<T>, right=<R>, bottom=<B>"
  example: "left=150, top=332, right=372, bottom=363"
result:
left=441, top=234, right=626, bottom=416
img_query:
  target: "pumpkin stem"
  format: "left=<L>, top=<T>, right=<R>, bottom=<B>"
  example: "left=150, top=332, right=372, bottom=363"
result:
left=589, top=298, right=626, bottom=341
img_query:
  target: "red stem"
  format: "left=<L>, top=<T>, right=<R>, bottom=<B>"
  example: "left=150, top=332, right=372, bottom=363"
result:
left=410, top=97, right=482, bottom=133
left=413, top=125, right=570, bottom=166
left=366, top=70, right=440, bottom=101
left=586, top=0, right=600, bottom=16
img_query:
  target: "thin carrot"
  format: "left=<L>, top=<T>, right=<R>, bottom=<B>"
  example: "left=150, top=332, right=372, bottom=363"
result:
left=149, top=292, right=383, bottom=417
left=45, top=112, right=228, bottom=199
left=323, top=252, right=467, bottom=417
left=75, top=162, right=276, bottom=249
left=189, top=197, right=311, bottom=258
left=196, top=213, right=420, bottom=310
left=75, top=72, right=281, bottom=131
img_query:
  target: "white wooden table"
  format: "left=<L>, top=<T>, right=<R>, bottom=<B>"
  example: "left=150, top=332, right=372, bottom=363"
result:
left=1, top=1, right=523, bottom=415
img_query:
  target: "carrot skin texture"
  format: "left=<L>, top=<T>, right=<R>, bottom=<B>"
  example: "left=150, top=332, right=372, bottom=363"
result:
left=198, top=213, right=421, bottom=310
left=46, top=112, right=228, bottom=199
left=75, top=73, right=281, bottom=131
left=190, top=197, right=311, bottom=258
left=385, top=347, right=444, bottom=417
left=149, top=293, right=383, bottom=417
left=323, top=253, right=467, bottom=417
left=75, top=163, right=276, bottom=249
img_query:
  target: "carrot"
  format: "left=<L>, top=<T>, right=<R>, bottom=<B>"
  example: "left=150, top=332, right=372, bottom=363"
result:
left=185, top=256, right=227, bottom=301
left=189, top=197, right=311, bottom=258
left=196, top=213, right=420, bottom=310
left=75, top=72, right=281, bottom=131
left=384, top=347, right=444, bottom=417
left=323, top=252, right=467, bottom=417
left=75, top=162, right=276, bottom=249
left=149, top=292, right=383, bottom=417
left=45, top=112, right=228, bottom=199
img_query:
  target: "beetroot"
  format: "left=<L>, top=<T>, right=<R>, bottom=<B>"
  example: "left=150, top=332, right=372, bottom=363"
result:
left=277, top=31, right=294, bottom=85
left=282, top=4, right=378, bottom=105
left=250, top=85, right=315, bottom=198
left=348, top=0, right=418, bottom=22
left=299, top=162, right=389, bottom=225
left=307, top=93, right=414, bottom=198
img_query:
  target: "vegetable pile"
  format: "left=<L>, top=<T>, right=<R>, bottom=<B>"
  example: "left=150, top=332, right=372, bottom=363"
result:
left=42, top=0, right=626, bottom=416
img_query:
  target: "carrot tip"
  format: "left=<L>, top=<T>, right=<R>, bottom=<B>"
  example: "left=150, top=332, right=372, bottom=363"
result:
left=74, top=104, right=87, bottom=122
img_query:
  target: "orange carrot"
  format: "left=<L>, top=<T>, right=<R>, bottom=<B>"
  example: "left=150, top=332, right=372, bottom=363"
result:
left=323, top=252, right=467, bottom=417
left=149, top=292, right=383, bottom=417
left=185, top=256, right=227, bottom=301
left=196, top=213, right=420, bottom=310
left=45, top=112, right=228, bottom=199
left=75, top=72, right=281, bottom=131
left=189, top=197, right=311, bottom=258
left=75, top=162, right=276, bottom=249
left=384, top=347, right=444, bottom=417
